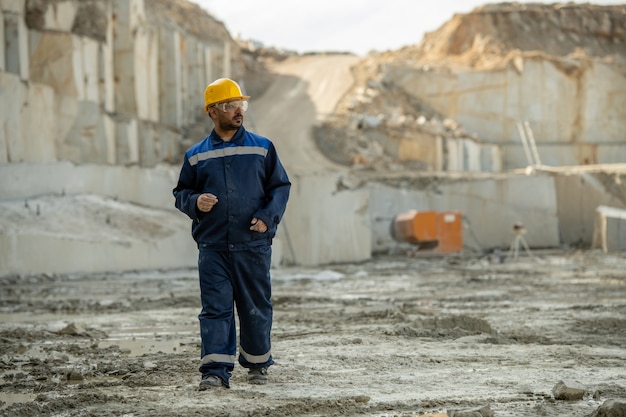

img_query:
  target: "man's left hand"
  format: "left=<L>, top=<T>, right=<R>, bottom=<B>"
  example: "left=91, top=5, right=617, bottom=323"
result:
left=249, top=218, right=268, bottom=233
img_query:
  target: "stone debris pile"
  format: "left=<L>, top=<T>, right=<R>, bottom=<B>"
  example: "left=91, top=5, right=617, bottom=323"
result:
left=312, top=3, right=626, bottom=173
left=315, top=59, right=483, bottom=172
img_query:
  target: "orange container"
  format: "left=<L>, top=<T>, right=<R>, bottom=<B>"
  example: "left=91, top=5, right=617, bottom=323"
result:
left=391, top=210, right=463, bottom=253
left=392, top=210, right=437, bottom=245
left=435, top=211, right=463, bottom=253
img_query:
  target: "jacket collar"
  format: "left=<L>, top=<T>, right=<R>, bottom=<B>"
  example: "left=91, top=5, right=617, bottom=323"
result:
left=210, top=126, right=245, bottom=146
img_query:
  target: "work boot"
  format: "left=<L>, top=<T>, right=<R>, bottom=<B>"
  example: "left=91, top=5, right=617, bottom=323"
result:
left=199, top=375, right=226, bottom=390
left=247, top=367, right=268, bottom=385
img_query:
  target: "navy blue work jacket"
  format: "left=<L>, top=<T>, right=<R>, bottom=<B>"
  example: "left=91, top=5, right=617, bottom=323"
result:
left=173, top=126, right=291, bottom=250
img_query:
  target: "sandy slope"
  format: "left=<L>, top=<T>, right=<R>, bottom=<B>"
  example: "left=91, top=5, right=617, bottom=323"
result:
left=250, top=54, right=360, bottom=174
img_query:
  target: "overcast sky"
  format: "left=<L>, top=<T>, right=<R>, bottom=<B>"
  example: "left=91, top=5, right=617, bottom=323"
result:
left=192, top=0, right=624, bottom=56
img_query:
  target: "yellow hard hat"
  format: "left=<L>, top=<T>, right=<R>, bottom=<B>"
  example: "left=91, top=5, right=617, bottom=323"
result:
left=203, top=78, right=250, bottom=113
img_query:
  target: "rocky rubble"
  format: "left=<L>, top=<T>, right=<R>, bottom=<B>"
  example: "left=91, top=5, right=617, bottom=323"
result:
left=309, top=3, right=626, bottom=173
left=314, top=57, right=480, bottom=171
left=408, top=3, right=626, bottom=69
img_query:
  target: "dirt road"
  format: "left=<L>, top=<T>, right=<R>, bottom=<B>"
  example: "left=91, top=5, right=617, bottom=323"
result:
left=1, top=251, right=625, bottom=416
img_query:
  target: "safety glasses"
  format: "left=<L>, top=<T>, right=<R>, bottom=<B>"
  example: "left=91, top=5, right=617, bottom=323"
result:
left=212, top=100, right=249, bottom=112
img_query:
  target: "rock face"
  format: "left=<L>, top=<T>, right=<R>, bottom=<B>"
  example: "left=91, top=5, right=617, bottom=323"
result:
left=1, top=0, right=244, bottom=166
left=318, top=3, right=626, bottom=172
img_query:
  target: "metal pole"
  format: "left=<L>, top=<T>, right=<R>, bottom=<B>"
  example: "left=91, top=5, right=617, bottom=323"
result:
left=523, top=121, right=542, bottom=166
left=516, top=122, right=534, bottom=167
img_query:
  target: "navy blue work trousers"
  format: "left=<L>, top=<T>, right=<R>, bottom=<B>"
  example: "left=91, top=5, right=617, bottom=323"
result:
left=197, top=245, right=275, bottom=385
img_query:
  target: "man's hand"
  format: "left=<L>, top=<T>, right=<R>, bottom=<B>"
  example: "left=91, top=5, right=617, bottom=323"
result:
left=197, top=193, right=218, bottom=212
left=250, top=217, right=268, bottom=233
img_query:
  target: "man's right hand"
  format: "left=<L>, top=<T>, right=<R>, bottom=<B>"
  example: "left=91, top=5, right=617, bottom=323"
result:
left=197, top=193, right=218, bottom=212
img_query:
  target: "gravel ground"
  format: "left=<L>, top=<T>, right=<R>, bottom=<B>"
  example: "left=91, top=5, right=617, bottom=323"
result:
left=0, top=251, right=625, bottom=416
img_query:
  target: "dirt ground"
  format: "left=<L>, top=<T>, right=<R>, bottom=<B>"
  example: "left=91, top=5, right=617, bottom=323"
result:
left=0, top=250, right=624, bottom=417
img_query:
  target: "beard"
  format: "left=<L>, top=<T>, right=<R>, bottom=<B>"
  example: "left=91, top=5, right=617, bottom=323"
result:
left=219, top=115, right=243, bottom=131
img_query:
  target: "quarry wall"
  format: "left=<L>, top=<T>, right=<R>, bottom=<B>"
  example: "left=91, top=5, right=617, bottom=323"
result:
left=0, top=0, right=244, bottom=275
left=0, top=161, right=199, bottom=275
left=367, top=167, right=626, bottom=255
left=0, top=0, right=242, bottom=167
left=382, top=56, right=626, bottom=170
left=373, top=3, right=626, bottom=171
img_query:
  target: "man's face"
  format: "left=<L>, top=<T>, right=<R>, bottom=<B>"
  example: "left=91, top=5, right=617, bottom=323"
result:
left=212, top=100, right=247, bottom=131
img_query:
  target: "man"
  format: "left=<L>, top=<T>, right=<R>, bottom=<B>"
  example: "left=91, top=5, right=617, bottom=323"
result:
left=173, top=78, right=291, bottom=390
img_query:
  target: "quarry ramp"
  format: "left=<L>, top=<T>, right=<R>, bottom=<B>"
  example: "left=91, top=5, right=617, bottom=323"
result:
left=249, top=54, right=360, bottom=174
left=247, top=54, right=373, bottom=266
